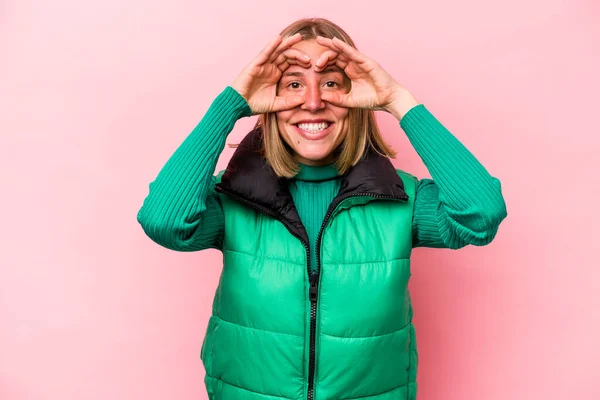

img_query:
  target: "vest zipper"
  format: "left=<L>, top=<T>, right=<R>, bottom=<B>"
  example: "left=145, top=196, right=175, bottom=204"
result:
left=307, top=191, right=408, bottom=400
left=216, top=185, right=408, bottom=400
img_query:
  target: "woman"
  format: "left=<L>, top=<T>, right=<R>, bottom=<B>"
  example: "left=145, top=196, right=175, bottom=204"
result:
left=137, top=18, right=507, bottom=400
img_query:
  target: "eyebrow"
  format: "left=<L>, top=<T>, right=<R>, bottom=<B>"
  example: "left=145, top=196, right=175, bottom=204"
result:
left=282, top=66, right=344, bottom=78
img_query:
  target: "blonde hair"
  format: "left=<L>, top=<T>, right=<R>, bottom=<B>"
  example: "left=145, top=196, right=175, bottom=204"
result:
left=246, top=17, right=397, bottom=178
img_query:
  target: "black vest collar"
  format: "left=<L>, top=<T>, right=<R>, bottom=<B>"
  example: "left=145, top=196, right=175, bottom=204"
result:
left=214, top=127, right=408, bottom=244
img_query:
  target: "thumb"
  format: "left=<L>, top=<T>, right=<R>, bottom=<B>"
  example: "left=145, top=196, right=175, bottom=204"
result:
left=271, top=95, right=304, bottom=112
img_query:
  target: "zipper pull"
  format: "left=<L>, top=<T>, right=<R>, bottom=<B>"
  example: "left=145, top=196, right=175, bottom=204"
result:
left=309, top=274, right=319, bottom=303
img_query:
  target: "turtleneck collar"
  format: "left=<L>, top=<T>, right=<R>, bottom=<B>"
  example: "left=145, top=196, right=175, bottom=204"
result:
left=295, top=162, right=339, bottom=182
left=215, top=127, right=408, bottom=245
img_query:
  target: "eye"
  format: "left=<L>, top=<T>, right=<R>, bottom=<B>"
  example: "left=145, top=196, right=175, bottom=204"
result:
left=325, top=81, right=339, bottom=88
left=287, top=82, right=301, bottom=89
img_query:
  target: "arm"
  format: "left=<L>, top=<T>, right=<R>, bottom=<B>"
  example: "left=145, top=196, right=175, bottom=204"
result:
left=391, top=100, right=508, bottom=249
left=306, top=37, right=507, bottom=249
left=136, top=86, right=252, bottom=251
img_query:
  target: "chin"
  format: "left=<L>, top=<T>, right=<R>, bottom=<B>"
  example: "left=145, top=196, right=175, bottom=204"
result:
left=294, top=147, right=336, bottom=165
left=278, top=122, right=346, bottom=166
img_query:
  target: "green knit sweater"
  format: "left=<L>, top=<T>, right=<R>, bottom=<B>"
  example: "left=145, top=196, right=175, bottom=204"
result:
left=137, top=86, right=507, bottom=262
left=289, top=163, right=341, bottom=273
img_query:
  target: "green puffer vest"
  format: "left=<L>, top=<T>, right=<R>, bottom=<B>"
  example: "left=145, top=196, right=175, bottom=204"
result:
left=200, top=128, right=419, bottom=400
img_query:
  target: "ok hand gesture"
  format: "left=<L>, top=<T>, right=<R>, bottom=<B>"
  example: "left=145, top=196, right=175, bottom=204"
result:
left=231, top=33, right=312, bottom=115
left=314, top=36, right=419, bottom=119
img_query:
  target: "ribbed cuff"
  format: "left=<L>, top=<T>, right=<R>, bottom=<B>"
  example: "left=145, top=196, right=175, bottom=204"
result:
left=215, top=86, right=253, bottom=121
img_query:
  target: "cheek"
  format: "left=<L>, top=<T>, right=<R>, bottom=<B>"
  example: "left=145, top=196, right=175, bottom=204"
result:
left=333, top=107, right=350, bottom=121
left=275, top=111, right=294, bottom=127
left=275, top=116, right=296, bottom=147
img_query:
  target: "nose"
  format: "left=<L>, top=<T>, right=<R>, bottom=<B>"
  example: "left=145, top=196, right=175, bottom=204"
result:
left=300, top=82, right=325, bottom=112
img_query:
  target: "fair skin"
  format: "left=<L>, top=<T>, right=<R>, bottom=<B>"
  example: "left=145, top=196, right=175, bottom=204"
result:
left=275, top=39, right=351, bottom=165
left=231, top=33, right=420, bottom=165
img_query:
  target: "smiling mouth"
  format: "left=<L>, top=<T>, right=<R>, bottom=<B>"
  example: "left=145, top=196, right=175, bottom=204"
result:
left=293, top=122, right=334, bottom=140
left=295, top=121, right=332, bottom=133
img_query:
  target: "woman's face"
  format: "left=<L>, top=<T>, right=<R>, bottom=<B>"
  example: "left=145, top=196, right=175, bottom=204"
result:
left=276, top=39, right=350, bottom=166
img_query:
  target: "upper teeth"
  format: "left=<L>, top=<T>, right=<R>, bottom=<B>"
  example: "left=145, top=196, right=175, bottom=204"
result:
left=297, top=122, right=330, bottom=132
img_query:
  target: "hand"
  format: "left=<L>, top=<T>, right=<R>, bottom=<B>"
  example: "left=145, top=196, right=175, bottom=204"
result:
left=231, top=33, right=313, bottom=115
left=313, top=36, right=419, bottom=119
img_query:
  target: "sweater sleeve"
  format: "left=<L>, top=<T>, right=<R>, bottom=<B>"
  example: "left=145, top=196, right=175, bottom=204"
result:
left=399, top=105, right=508, bottom=249
left=137, top=86, right=252, bottom=251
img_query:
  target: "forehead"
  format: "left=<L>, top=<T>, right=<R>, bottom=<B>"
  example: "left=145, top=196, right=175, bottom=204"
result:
left=290, top=39, right=329, bottom=58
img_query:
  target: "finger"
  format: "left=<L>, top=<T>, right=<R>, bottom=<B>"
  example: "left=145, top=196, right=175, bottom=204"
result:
left=277, top=61, right=289, bottom=73
left=321, top=91, right=353, bottom=108
left=334, top=58, right=349, bottom=70
left=277, top=58, right=314, bottom=74
left=268, top=33, right=302, bottom=63
left=271, top=95, right=304, bottom=112
left=254, top=34, right=283, bottom=66
left=316, top=55, right=349, bottom=72
left=268, top=33, right=303, bottom=64
left=316, top=35, right=367, bottom=64
left=313, top=49, right=348, bottom=71
left=331, top=37, right=370, bottom=64
left=315, top=36, right=342, bottom=54
left=273, top=48, right=312, bottom=69
left=313, top=38, right=350, bottom=68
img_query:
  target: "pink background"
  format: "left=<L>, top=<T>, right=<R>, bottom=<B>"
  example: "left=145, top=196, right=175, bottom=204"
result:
left=1, top=1, right=599, bottom=399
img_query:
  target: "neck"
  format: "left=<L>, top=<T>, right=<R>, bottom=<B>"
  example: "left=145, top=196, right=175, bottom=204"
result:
left=295, top=162, right=339, bottom=182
